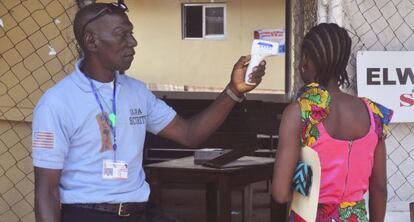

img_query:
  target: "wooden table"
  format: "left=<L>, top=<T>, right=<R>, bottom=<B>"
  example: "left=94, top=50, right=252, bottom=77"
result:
left=145, top=156, right=275, bottom=222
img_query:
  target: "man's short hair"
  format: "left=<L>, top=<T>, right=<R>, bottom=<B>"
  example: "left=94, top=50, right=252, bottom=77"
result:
left=73, top=3, right=127, bottom=50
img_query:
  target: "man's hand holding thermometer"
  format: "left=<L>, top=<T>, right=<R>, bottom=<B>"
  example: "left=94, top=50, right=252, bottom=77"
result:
left=245, top=39, right=279, bottom=85
left=226, top=40, right=276, bottom=102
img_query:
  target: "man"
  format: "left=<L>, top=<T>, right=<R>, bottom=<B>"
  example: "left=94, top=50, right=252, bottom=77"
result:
left=32, top=2, right=266, bottom=222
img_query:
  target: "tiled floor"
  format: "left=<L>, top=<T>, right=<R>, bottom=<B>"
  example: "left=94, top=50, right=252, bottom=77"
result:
left=385, top=201, right=411, bottom=222
left=385, top=212, right=410, bottom=222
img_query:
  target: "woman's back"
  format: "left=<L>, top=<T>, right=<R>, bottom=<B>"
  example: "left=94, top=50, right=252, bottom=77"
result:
left=306, top=90, right=378, bottom=203
left=272, top=23, right=392, bottom=222
left=322, top=92, right=371, bottom=141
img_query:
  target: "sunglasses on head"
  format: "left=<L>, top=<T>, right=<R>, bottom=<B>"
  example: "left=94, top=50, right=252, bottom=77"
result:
left=81, top=2, right=129, bottom=38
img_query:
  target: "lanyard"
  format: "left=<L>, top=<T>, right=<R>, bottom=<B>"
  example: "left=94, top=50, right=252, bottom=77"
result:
left=87, top=75, right=118, bottom=161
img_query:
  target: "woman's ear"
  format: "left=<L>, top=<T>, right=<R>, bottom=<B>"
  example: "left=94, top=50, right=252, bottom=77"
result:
left=302, top=54, right=311, bottom=73
left=301, top=54, right=307, bottom=73
left=83, top=32, right=99, bottom=52
left=300, top=53, right=317, bottom=83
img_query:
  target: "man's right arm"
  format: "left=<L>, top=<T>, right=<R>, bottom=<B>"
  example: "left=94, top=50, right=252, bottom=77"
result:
left=34, top=167, right=62, bottom=222
left=157, top=56, right=266, bottom=147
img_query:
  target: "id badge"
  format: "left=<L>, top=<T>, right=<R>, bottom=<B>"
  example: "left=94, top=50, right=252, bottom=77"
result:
left=102, top=159, right=128, bottom=180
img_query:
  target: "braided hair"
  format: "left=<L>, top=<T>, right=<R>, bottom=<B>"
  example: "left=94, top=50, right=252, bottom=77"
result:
left=302, top=23, right=352, bottom=87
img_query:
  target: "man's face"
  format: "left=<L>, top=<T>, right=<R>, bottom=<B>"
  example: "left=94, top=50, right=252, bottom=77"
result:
left=93, top=13, right=137, bottom=71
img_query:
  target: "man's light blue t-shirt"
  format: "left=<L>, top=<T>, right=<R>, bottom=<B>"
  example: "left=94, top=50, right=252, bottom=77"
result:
left=32, top=61, right=176, bottom=203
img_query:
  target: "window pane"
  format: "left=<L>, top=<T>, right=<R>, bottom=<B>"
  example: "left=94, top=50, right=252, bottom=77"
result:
left=205, top=7, right=224, bottom=35
left=184, top=6, right=202, bottom=38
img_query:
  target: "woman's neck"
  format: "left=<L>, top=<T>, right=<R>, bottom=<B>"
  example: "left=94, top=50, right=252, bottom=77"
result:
left=325, top=80, right=342, bottom=94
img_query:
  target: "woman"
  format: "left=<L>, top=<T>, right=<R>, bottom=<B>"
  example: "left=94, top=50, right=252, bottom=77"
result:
left=272, top=23, right=393, bottom=222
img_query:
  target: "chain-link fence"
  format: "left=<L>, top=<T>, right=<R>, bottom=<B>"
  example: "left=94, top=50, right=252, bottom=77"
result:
left=0, top=0, right=78, bottom=221
left=341, top=0, right=414, bottom=206
left=2, top=0, right=414, bottom=221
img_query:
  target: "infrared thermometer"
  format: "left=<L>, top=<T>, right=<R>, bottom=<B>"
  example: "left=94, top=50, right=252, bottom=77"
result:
left=245, top=39, right=279, bottom=85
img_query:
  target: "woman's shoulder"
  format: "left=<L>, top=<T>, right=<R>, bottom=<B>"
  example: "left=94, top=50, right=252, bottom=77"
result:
left=296, top=83, right=330, bottom=124
left=361, top=98, right=394, bottom=139
left=295, top=83, right=330, bottom=146
left=282, top=102, right=301, bottom=120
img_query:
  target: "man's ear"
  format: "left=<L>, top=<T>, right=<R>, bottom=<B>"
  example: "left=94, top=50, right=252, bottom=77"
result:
left=83, top=32, right=99, bottom=52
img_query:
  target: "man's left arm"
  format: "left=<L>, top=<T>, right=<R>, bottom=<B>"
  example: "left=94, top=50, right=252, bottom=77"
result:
left=158, top=55, right=266, bottom=147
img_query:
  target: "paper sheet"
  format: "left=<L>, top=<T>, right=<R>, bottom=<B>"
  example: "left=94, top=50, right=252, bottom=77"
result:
left=291, top=146, right=321, bottom=222
left=48, top=45, right=56, bottom=56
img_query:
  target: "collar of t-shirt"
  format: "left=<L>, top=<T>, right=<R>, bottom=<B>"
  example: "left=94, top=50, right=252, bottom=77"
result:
left=71, top=59, right=121, bottom=92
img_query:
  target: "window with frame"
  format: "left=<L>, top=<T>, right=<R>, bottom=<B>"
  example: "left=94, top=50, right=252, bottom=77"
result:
left=182, top=4, right=226, bottom=39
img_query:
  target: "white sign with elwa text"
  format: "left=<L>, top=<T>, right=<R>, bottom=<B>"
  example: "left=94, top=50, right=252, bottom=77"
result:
left=357, top=51, right=414, bottom=123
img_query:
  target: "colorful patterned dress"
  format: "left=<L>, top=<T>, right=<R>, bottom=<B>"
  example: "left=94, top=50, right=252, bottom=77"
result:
left=289, top=83, right=393, bottom=222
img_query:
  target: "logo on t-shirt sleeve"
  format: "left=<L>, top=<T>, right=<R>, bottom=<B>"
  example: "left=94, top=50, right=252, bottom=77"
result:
left=32, top=131, right=55, bottom=149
